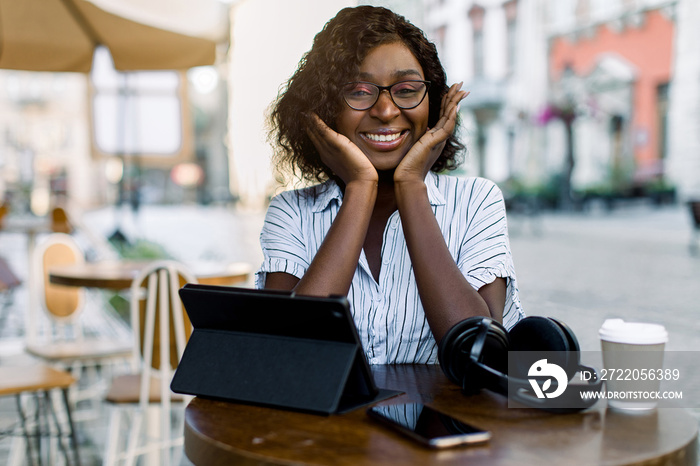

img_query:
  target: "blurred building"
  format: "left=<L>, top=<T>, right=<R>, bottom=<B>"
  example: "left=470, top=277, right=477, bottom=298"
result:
left=2, top=0, right=697, bottom=214
left=423, top=0, right=549, bottom=186
left=422, top=0, right=694, bottom=206
left=667, top=0, right=700, bottom=203
left=544, top=0, right=677, bottom=199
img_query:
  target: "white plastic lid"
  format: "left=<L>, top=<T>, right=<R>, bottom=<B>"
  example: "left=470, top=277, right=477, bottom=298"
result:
left=599, top=318, right=668, bottom=344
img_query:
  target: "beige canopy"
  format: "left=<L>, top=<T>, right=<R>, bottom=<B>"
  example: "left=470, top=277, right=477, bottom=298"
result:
left=0, top=0, right=219, bottom=72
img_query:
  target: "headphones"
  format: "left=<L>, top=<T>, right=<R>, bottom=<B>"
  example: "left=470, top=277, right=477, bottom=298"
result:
left=438, top=316, right=604, bottom=413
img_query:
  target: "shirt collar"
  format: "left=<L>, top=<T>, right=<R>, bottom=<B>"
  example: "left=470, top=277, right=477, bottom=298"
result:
left=311, top=180, right=343, bottom=213
left=310, top=172, right=446, bottom=212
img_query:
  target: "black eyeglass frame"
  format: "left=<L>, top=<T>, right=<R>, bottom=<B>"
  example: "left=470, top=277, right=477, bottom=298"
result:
left=342, top=80, right=432, bottom=111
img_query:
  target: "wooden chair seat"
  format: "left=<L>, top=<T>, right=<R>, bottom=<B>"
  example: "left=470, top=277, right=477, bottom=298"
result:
left=105, top=374, right=184, bottom=404
left=26, top=339, right=132, bottom=364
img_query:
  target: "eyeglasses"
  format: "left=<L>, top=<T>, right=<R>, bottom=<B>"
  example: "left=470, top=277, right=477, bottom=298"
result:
left=342, top=80, right=431, bottom=111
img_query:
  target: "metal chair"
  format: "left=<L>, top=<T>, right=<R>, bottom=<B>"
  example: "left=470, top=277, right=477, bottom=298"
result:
left=103, top=260, right=197, bottom=466
left=26, top=233, right=132, bottom=419
left=0, top=365, right=79, bottom=466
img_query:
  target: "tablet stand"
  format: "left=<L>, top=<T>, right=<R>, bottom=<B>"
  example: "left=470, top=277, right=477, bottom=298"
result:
left=170, top=284, right=400, bottom=415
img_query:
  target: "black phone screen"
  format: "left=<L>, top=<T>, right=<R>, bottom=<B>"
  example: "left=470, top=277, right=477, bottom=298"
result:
left=367, top=403, right=491, bottom=448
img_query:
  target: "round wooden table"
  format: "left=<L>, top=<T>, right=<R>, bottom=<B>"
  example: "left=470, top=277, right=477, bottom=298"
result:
left=184, top=364, right=698, bottom=465
left=49, top=260, right=251, bottom=289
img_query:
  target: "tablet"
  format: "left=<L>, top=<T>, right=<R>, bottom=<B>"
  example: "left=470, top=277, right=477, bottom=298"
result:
left=171, top=283, right=400, bottom=414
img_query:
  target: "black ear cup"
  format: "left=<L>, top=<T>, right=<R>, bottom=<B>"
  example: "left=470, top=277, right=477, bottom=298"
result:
left=549, top=318, right=580, bottom=353
left=509, top=316, right=570, bottom=351
left=508, top=316, right=577, bottom=380
left=438, top=317, right=509, bottom=388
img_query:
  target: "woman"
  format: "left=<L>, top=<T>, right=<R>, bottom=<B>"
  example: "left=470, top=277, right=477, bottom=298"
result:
left=257, top=6, right=524, bottom=364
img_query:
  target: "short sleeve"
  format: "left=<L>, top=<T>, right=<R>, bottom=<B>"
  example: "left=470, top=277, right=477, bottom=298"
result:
left=456, top=179, right=524, bottom=328
left=255, top=192, right=310, bottom=289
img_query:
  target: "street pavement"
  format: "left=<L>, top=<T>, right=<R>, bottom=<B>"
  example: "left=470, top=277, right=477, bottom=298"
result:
left=506, top=203, right=699, bottom=353
left=0, top=200, right=698, bottom=463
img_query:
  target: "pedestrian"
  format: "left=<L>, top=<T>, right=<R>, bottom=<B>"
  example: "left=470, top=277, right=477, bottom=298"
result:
left=256, top=5, right=524, bottom=364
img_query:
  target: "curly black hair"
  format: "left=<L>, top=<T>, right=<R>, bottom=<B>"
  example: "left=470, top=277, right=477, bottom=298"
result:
left=268, top=5, right=464, bottom=184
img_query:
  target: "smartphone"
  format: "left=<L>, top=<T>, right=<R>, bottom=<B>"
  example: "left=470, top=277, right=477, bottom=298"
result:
left=367, top=403, right=491, bottom=448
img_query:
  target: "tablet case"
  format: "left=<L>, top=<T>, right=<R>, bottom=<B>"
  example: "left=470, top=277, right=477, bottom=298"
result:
left=171, top=284, right=401, bottom=415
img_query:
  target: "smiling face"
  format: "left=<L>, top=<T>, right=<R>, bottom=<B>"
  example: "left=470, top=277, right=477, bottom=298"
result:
left=335, top=42, right=430, bottom=172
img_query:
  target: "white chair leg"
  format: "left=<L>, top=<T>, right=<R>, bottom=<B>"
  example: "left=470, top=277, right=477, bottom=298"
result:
left=142, top=406, right=162, bottom=466
left=124, top=408, right=144, bottom=466
left=162, top=401, right=171, bottom=466
left=103, top=407, right=122, bottom=466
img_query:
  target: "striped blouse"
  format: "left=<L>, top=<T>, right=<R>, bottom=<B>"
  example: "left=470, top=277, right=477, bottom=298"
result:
left=256, top=172, right=525, bottom=364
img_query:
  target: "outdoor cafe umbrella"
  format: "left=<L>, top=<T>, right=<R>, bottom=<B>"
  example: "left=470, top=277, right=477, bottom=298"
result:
left=0, top=0, right=218, bottom=72
left=0, top=0, right=223, bottom=243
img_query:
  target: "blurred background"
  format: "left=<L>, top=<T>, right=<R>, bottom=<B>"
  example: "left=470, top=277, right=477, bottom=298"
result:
left=2, top=0, right=698, bottom=217
left=0, top=0, right=699, bottom=463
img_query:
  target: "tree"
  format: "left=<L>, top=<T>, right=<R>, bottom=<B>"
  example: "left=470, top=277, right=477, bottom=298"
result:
left=537, top=100, right=577, bottom=209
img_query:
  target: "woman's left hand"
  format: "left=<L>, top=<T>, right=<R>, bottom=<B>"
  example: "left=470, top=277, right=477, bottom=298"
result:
left=394, top=83, right=468, bottom=184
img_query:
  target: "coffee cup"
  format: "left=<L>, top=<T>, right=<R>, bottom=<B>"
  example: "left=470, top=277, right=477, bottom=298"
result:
left=598, top=319, right=668, bottom=411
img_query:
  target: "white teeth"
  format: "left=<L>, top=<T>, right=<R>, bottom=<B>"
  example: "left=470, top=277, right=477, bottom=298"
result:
left=365, top=132, right=401, bottom=142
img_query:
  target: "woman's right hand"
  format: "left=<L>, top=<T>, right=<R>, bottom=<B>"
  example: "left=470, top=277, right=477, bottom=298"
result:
left=306, top=113, right=378, bottom=186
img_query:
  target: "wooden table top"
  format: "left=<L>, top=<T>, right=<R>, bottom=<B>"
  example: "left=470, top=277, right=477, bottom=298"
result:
left=184, top=364, right=698, bottom=466
left=0, top=366, right=75, bottom=396
left=48, top=260, right=252, bottom=289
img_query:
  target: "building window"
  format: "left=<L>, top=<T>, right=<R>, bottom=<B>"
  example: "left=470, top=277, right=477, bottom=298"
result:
left=90, top=47, right=188, bottom=164
left=469, top=5, right=486, bottom=77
